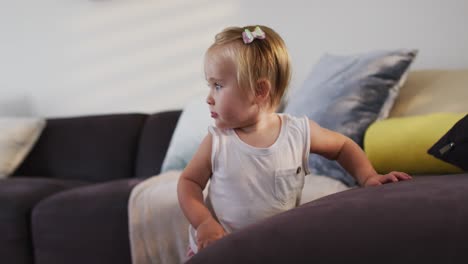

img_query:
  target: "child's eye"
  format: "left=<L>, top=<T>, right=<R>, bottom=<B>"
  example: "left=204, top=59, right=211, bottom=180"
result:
left=214, top=83, right=222, bottom=90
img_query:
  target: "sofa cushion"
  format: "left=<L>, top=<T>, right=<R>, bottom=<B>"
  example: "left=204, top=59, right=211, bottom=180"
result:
left=364, top=113, right=466, bottom=174
left=187, top=174, right=468, bottom=264
left=135, top=110, right=181, bottom=178
left=390, top=69, right=468, bottom=117
left=283, top=49, right=417, bottom=186
left=13, top=113, right=147, bottom=182
left=32, top=178, right=141, bottom=264
left=428, top=114, right=468, bottom=171
left=0, top=178, right=86, bottom=264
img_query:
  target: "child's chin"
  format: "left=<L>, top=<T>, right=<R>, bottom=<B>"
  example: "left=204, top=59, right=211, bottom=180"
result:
left=214, top=122, right=233, bottom=129
left=214, top=124, right=227, bottom=129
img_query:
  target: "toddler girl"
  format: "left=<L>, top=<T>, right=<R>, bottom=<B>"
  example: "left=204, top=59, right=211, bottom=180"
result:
left=177, top=25, right=411, bottom=258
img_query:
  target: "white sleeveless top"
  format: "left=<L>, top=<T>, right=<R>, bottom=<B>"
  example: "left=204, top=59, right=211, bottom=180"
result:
left=189, top=114, right=310, bottom=253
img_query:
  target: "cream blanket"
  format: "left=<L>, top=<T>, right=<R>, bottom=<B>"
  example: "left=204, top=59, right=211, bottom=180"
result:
left=128, top=170, right=350, bottom=264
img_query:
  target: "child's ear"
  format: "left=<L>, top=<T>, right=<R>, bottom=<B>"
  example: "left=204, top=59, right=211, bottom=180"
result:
left=255, top=79, right=271, bottom=102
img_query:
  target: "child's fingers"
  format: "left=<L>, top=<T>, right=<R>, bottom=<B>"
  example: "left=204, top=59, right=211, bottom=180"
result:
left=390, top=171, right=412, bottom=180
left=198, top=240, right=209, bottom=251
left=385, top=174, right=399, bottom=182
left=378, top=172, right=412, bottom=185
left=197, top=240, right=204, bottom=250
left=197, top=238, right=207, bottom=250
left=378, top=175, right=395, bottom=184
left=403, top=172, right=412, bottom=179
left=198, top=237, right=221, bottom=251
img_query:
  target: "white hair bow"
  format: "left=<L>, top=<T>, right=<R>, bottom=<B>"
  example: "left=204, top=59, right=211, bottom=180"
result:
left=242, top=26, right=266, bottom=44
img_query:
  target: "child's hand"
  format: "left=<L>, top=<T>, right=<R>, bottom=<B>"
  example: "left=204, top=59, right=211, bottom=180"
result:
left=196, top=217, right=226, bottom=251
left=363, top=171, right=412, bottom=187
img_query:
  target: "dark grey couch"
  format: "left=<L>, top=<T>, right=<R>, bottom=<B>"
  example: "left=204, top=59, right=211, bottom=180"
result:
left=3, top=109, right=468, bottom=264
left=1, top=110, right=181, bottom=264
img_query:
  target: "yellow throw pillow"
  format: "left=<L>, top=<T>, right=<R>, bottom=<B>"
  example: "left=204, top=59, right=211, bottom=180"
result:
left=364, top=113, right=466, bottom=175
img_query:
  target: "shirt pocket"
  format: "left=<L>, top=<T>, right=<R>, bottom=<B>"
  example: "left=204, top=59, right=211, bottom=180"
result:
left=274, top=166, right=304, bottom=206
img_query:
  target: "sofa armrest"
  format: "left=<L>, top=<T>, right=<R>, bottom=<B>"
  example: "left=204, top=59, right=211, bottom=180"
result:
left=32, top=179, right=141, bottom=264
left=0, top=178, right=86, bottom=264
left=187, top=174, right=468, bottom=263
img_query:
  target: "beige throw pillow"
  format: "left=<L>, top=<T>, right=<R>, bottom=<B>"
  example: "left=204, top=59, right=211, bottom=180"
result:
left=0, top=117, right=46, bottom=179
left=390, top=70, right=468, bottom=117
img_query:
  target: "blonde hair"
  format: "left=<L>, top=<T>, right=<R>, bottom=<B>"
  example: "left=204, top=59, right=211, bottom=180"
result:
left=206, top=25, right=291, bottom=109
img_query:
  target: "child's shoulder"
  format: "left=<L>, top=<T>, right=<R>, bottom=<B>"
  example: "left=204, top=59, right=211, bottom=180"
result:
left=279, top=113, right=310, bottom=127
left=278, top=114, right=311, bottom=138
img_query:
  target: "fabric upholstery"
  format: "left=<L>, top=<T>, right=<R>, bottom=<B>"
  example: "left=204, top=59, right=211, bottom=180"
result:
left=135, top=110, right=181, bottom=178
left=1, top=111, right=181, bottom=264
left=32, top=179, right=141, bottom=264
left=187, top=174, right=468, bottom=264
left=0, top=178, right=85, bottom=264
left=13, top=114, right=147, bottom=182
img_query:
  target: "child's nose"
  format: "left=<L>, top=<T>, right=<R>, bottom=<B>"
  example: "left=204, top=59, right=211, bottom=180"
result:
left=206, top=94, right=214, bottom=105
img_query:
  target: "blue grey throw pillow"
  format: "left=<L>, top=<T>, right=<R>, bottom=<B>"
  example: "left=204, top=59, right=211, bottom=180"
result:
left=283, top=49, right=417, bottom=186
left=161, top=95, right=213, bottom=173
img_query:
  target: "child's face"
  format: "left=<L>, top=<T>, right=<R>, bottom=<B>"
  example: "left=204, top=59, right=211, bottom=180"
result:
left=204, top=52, right=258, bottom=129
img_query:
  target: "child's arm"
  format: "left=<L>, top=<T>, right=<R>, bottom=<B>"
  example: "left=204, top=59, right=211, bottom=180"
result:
left=177, top=133, right=226, bottom=250
left=308, top=120, right=411, bottom=186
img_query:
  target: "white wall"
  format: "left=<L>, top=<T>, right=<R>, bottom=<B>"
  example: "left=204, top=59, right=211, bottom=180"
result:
left=1, top=0, right=467, bottom=117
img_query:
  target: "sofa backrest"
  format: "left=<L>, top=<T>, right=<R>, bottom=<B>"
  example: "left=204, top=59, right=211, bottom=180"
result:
left=134, top=110, right=181, bottom=178
left=13, top=113, right=148, bottom=182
